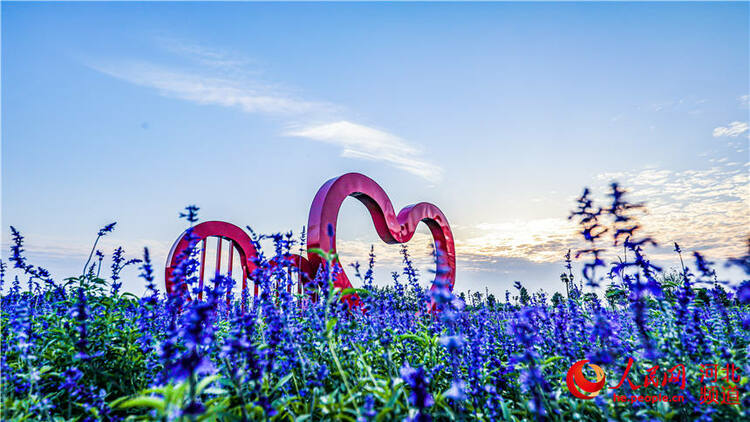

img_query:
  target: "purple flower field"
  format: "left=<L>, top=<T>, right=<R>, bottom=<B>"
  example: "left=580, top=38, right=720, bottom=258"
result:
left=2, top=184, right=749, bottom=421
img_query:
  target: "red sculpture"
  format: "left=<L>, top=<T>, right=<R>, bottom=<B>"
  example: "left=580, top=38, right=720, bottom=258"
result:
left=165, top=220, right=258, bottom=300
left=307, top=173, right=456, bottom=298
left=165, top=173, right=455, bottom=305
left=165, top=220, right=311, bottom=300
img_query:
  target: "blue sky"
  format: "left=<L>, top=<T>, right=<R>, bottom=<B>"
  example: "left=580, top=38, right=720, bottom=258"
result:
left=2, top=2, right=748, bottom=296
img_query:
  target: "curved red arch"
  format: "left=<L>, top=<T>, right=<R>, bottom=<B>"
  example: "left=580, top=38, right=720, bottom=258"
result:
left=306, top=173, right=456, bottom=301
left=165, top=221, right=313, bottom=302
left=165, top=221, right=259, bottom=298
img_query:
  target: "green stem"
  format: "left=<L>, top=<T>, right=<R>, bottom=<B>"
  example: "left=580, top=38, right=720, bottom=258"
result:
left=223, top=358, right=249, bottom=421
left=82, top=234, right=102, bottom=277
left=327, top=337, right=351, bottom=395
left=188, top=373, right=197, bottom=422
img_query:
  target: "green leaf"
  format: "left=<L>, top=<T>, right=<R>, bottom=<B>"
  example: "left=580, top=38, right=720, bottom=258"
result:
left=307, top=248, right=331, bottom=261
left=195, top=374, right=223, bottom=395
left=326, top=318, right=338, bottom=334
left=541, top=356, right=563, bottom=367
left=116, top=396, right=166, bottom=412
left=396, top=333, right=427, bottom=347
left=272, top=373, right=294, bottom=393
left=340, top=288, right=369, bottom=297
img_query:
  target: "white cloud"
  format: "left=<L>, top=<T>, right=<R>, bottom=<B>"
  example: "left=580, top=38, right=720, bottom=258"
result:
left=455, top=218, right=580, bottom=264
left=712, top=121, right=749, bottom=138
left=155, top=37, right=253, bottom=70
left=739, top=95, right=749, bottom=108
left=595, top=166, right=749, bottom=261
left=91, top=61, right=329, bottom=116
left=284, top=121, right=443, bottom=182
left=90, top=40, right=442, bottom=181
left=449, top=165, right=749, bottom=265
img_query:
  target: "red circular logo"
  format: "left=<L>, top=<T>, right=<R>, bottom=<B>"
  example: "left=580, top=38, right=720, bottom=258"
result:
left=566, top=359, right=606, bottom=399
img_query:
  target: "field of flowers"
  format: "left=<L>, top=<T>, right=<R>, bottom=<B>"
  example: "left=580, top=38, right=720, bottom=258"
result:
left=2, top=184, right=749, bottom=421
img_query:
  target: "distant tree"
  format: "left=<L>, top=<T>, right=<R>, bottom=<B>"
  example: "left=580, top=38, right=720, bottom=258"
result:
left=519, top=287, right=530, bottom=306
left=583, top=292, right=599, bottom=308
left=658, top=269, right=683, bottom=300
left=605, top=284, right=627, bottom=309
left=459, top=292, right=466, bottom=303
left=551, top=292, right=564, bottom=307
left=560, top=273, right=572, bottom=297
left=695, top=288, right=710, bottom=306
left=487, top=293, right=497, bottom=309
left=711, top=284, right=731, bottom=308
left=473, top=291, right=483, bottom=306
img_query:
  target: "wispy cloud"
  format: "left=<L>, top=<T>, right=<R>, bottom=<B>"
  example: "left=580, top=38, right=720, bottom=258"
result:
left=155, top=37, right=254, bottom=70
left=91, top=61, right=330, bottom=116
left=439, top=165, right=749, bottom=266
left=284, top=121, right=443, bottom=181
left=713, top=121, right=749, bottom=138
left=89, top=40, right=443, bottom=181
left=595, top=166, right=749, bottom=260
left=643, top=97, right=708, bottom=114
left=454, top=219, right=579, bottom=264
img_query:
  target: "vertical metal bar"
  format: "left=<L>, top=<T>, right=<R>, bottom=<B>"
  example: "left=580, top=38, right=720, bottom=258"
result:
left=297, top=270, right=302, bottom=296
left=226, top=243, right=234, bottom=305
left=228, top=243, right=234, bottom=278
left=198, top=239, right=206, bottom=300
left=242, top=268, right=247, bottom=293
left=215, top=237, right=222, bottom=279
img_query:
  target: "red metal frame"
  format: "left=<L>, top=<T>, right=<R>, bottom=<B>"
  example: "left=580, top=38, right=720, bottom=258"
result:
left=307, top=173, right=456, bottom=307
left=164, top=172, right=455, bottom=307
left=165, top=221, right=260, bottom=298
left=165, top=221, right=313, bottom=302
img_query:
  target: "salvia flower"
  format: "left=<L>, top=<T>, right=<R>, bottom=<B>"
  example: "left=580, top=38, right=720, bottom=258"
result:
left=97, top=222, right=117, bottom=237
left=9, top=226, right=29, bottom=273
left=179, top=205, right=200, bottom=224
left=400, top=363, right=434, bottom=420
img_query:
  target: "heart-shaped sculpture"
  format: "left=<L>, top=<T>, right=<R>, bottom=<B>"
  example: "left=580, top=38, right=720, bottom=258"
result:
left=165, top=220, right=312, bottom=299
left=165, top=173, right=456, bottom=306
left=306, top=172, right=456, bottom=298
left=165, top=220, right=259, bottom=298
